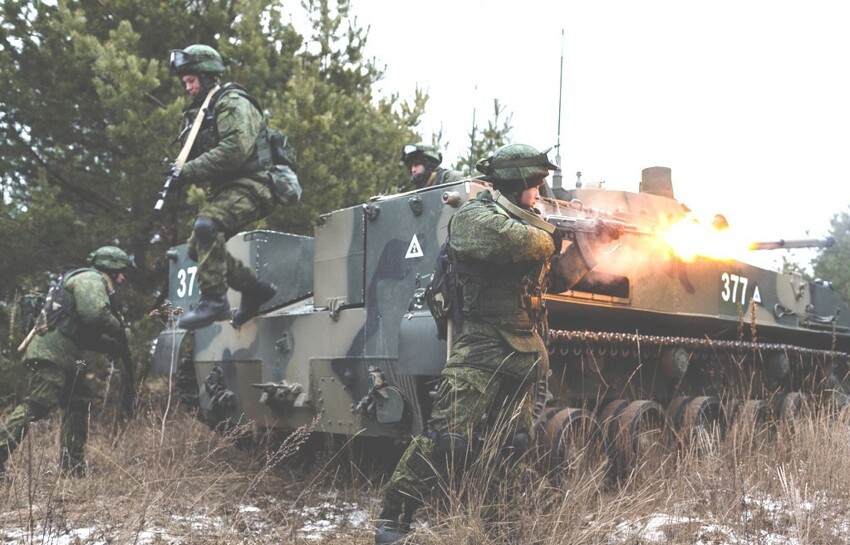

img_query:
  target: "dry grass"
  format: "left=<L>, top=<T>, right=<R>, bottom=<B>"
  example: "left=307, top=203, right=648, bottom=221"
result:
left=2, top=387, right=850, bottom=544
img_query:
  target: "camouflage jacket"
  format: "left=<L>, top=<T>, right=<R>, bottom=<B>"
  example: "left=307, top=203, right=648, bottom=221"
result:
left=445, top=189, right=555, bottom=378
left=430, top=167, right=465, bottom=187
left=179, top=85, right=265, bottom=187
left=26, top=270, right=123, bottom=363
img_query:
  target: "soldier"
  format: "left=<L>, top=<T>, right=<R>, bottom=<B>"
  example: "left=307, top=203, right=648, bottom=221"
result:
left=0, top=246, right=135, bottom=477
left=168, top=44, right=278, bottom=329
left=375, top=144, right=590, bottom=543
left=399, top=142, right=465, bottom=191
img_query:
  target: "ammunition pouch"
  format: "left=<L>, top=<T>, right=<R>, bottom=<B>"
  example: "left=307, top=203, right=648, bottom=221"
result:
left=460, top=270, right=544, bottom=328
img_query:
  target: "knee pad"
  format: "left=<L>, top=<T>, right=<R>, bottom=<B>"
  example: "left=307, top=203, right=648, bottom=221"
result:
left=193, top=217, right=220, bottom=247
left=431, top=429, right=470, bottom=465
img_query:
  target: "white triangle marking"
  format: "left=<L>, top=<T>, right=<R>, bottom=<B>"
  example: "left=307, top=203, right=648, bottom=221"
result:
left=405, top=234, right=424, bottom=259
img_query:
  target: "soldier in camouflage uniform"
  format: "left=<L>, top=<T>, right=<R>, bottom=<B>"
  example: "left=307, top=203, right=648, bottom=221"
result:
left=375, top=144, right=583, bottom=543
left=168, top=44, right=278, bottom=329
left=398, top=142, right=465, bottom=191
left=0, top=246, right=135, bottom=477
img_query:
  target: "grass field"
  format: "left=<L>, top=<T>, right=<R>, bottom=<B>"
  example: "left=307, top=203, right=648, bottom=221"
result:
left=2, top=381, right=850, bottom=544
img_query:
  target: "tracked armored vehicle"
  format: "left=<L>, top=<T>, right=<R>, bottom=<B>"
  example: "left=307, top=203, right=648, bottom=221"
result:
left=153, top=166, right=850, bottom=469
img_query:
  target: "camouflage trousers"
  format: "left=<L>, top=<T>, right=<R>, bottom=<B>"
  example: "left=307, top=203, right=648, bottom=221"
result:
left=0, top=358, right=96, bottom=472
left=187, top=177, right=275, bottom=295
left=381, top=364, right=537, bottom=518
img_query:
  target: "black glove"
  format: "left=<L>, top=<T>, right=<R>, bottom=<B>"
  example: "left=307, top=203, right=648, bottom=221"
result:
left=550, top=229, right=565, bottom=256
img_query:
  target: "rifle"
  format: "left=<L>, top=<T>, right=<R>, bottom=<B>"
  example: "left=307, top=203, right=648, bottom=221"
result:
left=545, top=214, right=645, bottom=245
left=153, top=84, right=220, bottom=211
left=544, top=213, right=648, bottom=293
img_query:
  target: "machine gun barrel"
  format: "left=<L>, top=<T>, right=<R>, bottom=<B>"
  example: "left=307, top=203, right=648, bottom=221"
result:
left=749, top=237, right=835, bottom=251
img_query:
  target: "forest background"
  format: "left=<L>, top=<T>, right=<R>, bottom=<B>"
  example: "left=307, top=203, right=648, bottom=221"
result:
left=0, top=0, right=516, bottom=398
left=0, top=0, right=848, bottom=401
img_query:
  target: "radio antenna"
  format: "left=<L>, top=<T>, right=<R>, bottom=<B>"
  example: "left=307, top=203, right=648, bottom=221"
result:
left=552, top=28, right=565, bottom=190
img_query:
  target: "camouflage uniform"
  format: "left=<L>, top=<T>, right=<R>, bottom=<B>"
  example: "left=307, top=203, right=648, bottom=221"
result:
left=180, top=88, right=276, bottom=296
left=399, top=142, right=465, bottom=191
left=403, top=166, right=466, bottom=191
left=379, top=188, right=555, bottom=524
left=169, top=45, right=280, bottom=330
left=0, top=269, right=125, bottom=474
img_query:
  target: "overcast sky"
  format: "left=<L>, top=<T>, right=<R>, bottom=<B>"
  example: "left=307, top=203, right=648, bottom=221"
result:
left=321, top=1, right=850, bottom=269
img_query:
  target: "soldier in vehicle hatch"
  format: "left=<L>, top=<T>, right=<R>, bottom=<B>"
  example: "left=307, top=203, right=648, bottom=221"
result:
left=167, top=44, right=280, bottom=330
left=398, top=142, right=465, bottom=192
left=0, top=246, right=135, bottom=477
left=374, top=144, right=597, bottom=543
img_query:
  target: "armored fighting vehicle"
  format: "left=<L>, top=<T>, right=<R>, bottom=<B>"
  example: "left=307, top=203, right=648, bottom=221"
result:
left=153, top=166, right=850, bottom=470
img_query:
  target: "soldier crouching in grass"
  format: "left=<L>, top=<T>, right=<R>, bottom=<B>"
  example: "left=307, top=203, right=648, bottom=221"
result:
left=374, top=144, right=597, bottom=543
left=0, top=246, right=136, bottom=477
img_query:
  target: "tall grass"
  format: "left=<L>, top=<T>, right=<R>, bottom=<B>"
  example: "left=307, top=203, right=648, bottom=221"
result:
left=1, top=389, right=849, bottom=544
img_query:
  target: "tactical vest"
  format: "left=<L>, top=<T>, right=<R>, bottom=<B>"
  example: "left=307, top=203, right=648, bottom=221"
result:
left=456, top=256, right=547, bottom=331
left=180, top=83, right=296, bottom=183
left=453, top=195, right=549, bottom=330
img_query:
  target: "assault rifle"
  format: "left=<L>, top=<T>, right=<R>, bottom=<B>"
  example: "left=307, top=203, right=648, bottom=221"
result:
left=537, top=212, right=646, bottom=294
left=545, top=214, right=646, bottom=246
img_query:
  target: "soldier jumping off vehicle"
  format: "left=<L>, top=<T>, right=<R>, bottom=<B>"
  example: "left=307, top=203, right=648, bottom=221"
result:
left=374, top=144, right=597, bottom=543
left=167, top=44, right=284, bottom=330
left=0, top=246, right=136, bottom=477
left=398, top=142, right=465, bottom=192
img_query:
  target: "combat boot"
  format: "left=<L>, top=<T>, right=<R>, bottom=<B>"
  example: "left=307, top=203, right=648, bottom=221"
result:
left=178, top=293, right=230, bottom=329
left=231, top=279, right=276, bottom=327
left=374, top=519, right=411, bottom=544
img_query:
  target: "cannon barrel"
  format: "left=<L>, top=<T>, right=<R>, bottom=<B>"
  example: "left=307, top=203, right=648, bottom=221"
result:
left=749, top=237, right=835, bottom=251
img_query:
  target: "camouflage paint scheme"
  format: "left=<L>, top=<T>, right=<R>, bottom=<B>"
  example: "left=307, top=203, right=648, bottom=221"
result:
left=154, top=175, right=850, bottom=444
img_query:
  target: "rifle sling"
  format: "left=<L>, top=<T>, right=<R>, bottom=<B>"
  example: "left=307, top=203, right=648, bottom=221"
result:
left=174, top=84, right=220, bottom=169
left=493, top=191, right=555, bottom=234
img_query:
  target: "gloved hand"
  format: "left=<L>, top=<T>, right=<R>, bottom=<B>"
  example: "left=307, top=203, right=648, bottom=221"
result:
left=164, top=163, right=182, bottom=190
left=550, top=228, right=565, bottom=256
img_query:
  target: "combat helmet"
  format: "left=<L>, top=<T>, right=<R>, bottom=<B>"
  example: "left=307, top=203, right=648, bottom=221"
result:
left=400, top=143, right=442, bottom=168
left=169, top=44, right=225, bottom=76
left=475, top=143, right=558, bottom=192
left=87, top=246, right=132, bottom=273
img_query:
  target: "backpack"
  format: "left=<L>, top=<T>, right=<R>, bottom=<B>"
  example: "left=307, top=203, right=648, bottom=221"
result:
left=210, top=83, right=302, bottom=205
left=22, top=268, right=91, bottom=338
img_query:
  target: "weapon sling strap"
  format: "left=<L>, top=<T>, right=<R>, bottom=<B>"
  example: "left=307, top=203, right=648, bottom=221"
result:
left=492, top=191, right=556, bottom=234
left=175, top=84, right=221, bottom=169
